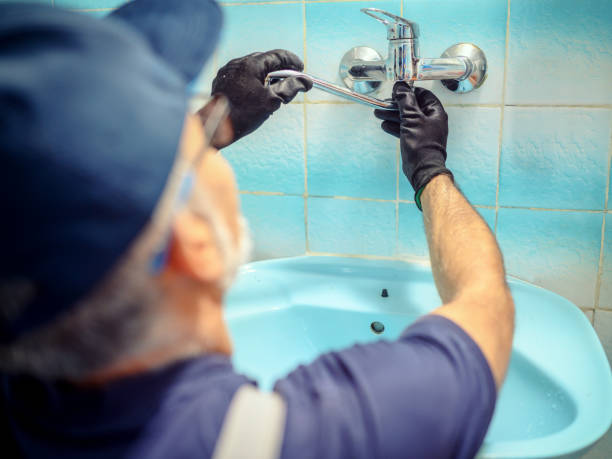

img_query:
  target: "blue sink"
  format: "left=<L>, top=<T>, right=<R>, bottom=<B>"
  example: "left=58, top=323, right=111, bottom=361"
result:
left=225, top=256, right=612, bottom=458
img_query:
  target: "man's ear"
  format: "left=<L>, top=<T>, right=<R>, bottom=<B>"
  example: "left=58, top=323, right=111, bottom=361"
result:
left=164, top=209, right=224, bottom=284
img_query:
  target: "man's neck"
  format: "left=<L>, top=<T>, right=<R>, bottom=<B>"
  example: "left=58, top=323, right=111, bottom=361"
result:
left=76, top=286, right=232, bottom=387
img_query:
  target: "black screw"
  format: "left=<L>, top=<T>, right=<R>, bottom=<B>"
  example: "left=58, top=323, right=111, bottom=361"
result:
left=371, top=321, right=385, bottom=334
left=381, top=288, right=388, bottom=298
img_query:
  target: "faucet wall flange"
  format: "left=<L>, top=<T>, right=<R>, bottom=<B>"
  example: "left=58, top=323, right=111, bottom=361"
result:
left=439, top=43, right=487, bottom=93
left=338, top=46, right=385, bottom=95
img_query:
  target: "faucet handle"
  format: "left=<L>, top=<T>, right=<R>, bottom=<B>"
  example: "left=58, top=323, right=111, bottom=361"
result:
left=361, top=8, right=419, bottom=40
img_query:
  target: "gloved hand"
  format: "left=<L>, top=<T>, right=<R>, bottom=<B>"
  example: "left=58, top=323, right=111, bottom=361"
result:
left=209, top=49, right=312, bottom=147
left=374, top=83, right=453, bottom=210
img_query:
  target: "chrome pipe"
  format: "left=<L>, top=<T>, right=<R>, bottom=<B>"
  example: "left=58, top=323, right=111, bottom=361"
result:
left=265, top=70, right=397, bottom=110
left=416, top=57, right=470, bottom=81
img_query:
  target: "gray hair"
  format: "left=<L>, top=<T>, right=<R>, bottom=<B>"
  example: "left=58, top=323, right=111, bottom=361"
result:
left=0, top=156, right=197, bottom=380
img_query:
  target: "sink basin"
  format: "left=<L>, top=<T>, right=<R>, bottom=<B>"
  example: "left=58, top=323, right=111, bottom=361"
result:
left=225, top=256, right=612, bottom=458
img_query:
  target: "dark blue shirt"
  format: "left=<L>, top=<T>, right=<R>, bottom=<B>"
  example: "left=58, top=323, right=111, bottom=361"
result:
left=2, top=315, right=496, bottom=459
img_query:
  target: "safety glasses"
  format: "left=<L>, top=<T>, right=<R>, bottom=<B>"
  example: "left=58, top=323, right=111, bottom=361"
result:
left=149, top=95, right=230, bottom=274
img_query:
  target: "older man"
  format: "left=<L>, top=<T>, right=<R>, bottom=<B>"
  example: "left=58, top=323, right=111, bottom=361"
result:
left=0, top=1, right=514, bottom=458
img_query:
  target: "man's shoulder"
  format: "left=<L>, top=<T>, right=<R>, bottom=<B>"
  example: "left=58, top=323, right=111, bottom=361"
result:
left=128, top=354, right=254, bottom=459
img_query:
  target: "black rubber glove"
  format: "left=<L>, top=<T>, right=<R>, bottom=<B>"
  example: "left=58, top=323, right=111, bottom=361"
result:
left=374, top=82, right=453, bottom=210
left=211, top=49, right=312, bottom=145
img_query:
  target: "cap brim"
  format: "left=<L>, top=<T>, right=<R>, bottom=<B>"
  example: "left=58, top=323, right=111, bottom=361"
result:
left=108, top=0, right=222, bottom=83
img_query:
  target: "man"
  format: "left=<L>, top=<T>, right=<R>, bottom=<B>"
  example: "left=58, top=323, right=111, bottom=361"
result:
left=0, top=1, right=514, bottom=458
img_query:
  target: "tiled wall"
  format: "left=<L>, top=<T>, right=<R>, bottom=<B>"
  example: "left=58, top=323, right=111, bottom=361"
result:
left=7, top=0, right=612, bottom=454
left=209, top=0, right=612, bottom=368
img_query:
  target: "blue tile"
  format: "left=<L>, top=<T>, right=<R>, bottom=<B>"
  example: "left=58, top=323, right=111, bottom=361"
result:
left=223, top=104, right=304, bottom=194
left=478, top=207, right=497, bottom=232
left=499, top=108, right=611, bottom=210
left=398, top=204, right=495, bottom=259
left=188, top=58, right=217, bottom=97
left=308, top=198, right=395, bottom=255
left=593, top=310, right=612, bottom=368
left=403, top=0, right=507, bottom=105
left=399, top=107, right=501, bottom=206
left=497, top=208, right=602, bottom=306
left=583, top=424, right=612, bottom=459
left=217, top=4, right=304, bottom=102
left=307, top=104, right=397, bottom=200
left=599, top=213, right=612, bottom=309
left=218, top=4, right=303, bottom=65
left=240, top=194, right=305, bottom=260
left=55, top=0, right=126, bottom=8
left=507, top=0, right=612, bottom=105
left=397, top=203, right=427, bottom=258
left=305, top=1, right=400, bottom=102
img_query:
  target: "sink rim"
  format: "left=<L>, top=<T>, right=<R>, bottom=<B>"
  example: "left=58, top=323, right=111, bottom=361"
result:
left=227, top=255, right=612, bottom=458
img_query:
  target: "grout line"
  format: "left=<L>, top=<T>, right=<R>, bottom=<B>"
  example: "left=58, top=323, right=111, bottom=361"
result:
left=504, top=104, right=612, bottom=109
left=238, top=190, right=610, bottom=212
left=302, top=1, right=310, bottom=253
left=206, top=99, right=612, bottom=110
left=594, top=215, right=606, bottom=308
left=492, top=205, right=605, bottom=213
left=395, top=0, right=401, bottom=259
left=445, top=104, right=501, bottom=108
left=220, top=0, right=391, bottom=6
left=222, top=1, right=301, bottom=5
left=603, top=127, right=612, bottom=212
left=310, top=195, right=396, bottom=203
left=249, top=98, right=612, bottom=109
left=304, top=194, right=310, bottom=252
left=395, top=140, right=400, bottom=257
left=495, top=0, right=511, bottom=235
left=396, top=0, right=403, bottom=259
left=594, top=127, right=612, bottom=308
left=299, top=100, right=503, bottom=107
left=306, top=0, right=390, bottom=3
left=239, top=191, right=290, bottom=196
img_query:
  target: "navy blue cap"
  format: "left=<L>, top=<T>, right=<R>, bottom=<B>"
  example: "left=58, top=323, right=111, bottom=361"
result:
left=0, top=2, right=221, bottom=343
left=109, top=0, right=222, bottom=83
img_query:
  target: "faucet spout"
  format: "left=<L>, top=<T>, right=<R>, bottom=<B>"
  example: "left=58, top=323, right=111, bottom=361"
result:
left=265, top=70, right=397, bottom=110
left=416, top=57, right=470, bottom=81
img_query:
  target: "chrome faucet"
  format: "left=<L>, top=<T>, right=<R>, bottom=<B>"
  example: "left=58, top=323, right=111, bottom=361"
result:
left=266, top=8, right=487, bottom=110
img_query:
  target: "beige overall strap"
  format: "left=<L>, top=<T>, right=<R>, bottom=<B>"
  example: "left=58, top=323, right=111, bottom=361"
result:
left=211, top=385, right=287, bottom=459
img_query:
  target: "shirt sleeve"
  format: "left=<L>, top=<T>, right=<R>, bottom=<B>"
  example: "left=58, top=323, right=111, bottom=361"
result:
left=273, top=315, right=497, bottom=459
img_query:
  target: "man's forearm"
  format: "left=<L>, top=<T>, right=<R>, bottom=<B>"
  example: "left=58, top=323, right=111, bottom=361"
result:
left=421, top=175, right=514, bottom=387
left=421, top=175, right=507, bottom=302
